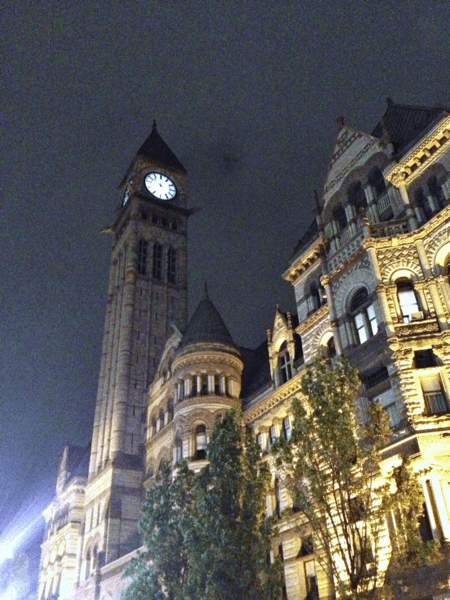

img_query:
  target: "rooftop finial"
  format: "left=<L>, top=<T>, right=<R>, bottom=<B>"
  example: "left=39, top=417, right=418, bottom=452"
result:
left=386, top=97, right=394, bottom=107
left=337, top=116, right=345, bottom=129
left=204, top=281, right=209, bottom=297
left=152, top=119, right=157, bottom=132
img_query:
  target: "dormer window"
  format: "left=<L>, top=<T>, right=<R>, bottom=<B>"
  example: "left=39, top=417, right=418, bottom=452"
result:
left=278, top=342, right=293, bottom=384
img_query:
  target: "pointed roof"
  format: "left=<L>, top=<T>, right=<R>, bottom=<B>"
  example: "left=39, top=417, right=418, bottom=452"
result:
left=372, top=99, right=448, bottom=155
left=179, top=289, right=236, bottom=349
left=137, top=120, right=187, bottom=173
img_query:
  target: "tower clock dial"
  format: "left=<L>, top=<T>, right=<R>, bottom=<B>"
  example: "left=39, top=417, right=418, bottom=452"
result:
left=145, top=172, right=176, bottom=200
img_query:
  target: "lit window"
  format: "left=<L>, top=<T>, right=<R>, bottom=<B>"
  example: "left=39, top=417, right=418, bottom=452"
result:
left=269, top=425, right=278, bottom=446
left=350, top=288, right=378, bottom=344
left=396, top=278, right=420, bottom=323
left=152, top=243, right=163, bottom=279
left=195, top=425, right=207, bottom=459
left=282, top=416, right=292, bottom=440
left=421, top=374, right=448, bottom=415
left=278, top=342, right=293, bottom=384
left=167, top=247, right=177, bottom=284
left=137, top=239, right=148, bottom=275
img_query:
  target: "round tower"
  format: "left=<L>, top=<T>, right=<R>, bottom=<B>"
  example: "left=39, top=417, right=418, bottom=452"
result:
left=171, top=289, right=244, bottom=467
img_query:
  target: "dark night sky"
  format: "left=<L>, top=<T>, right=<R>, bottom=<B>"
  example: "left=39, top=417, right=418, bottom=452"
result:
left=2, top=0, right=450, bottom=584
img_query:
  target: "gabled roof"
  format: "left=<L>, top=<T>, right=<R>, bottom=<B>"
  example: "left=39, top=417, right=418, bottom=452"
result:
left=372, top=99, right=448, bottom=155
left=136, top=121, right=187, bottom=173
left=179, top=289, right=236, bottom=349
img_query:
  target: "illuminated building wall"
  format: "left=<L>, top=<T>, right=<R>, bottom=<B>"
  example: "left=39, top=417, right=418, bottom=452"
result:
left=39, top=101, right=450, bottom=600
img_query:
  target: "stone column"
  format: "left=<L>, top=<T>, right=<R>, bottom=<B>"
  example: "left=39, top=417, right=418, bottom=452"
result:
left=415, top=240, right=448, bottom=330
left=363, top=182, right=380, bottom=222
left=398, top=184, right=418, bottom=230
left=321, top=276, right=343, bottom=354
left=423, top=183, right=439, bottom=214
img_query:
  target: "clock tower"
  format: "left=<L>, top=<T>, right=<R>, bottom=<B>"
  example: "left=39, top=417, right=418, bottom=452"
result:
left=85, top=123, right=194, bottom=564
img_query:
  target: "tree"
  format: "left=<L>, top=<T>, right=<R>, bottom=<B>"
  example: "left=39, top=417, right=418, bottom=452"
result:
left=123, top=410, right=283, bottom=600
left=275, top=357, right=436, bottom=599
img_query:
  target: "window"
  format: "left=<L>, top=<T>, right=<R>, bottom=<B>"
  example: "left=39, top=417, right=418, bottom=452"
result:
left=195, top=425, right=207, bottom=459
left=368, top=167, right=387, bottom=197
left=282, top=416, right=292, bottom=440
left=151, top=418, right=157, bottom=436
left=167, top=247, right=177, bottom=284
left=348, top=180, right=367, bottom=210
left=396, top=278, right=420, bottom=323
left=175, top=438, right=183, bottom=462
left=167, top=402, right=174, bottom=422
left=269, top=425, right=278, bottom=446
left=309, top=281, right=321, bottom=312
left=274, top=477, right=281, bottom=516
left=191, top=376, right=198, bottom=396
left=375, top=389, right=400, bottom=428
left=299, top=536, right=314, bottom=557
left=257, top=432, right=266, bottom=453
left=159, top=410, right=165, bottom=430
left=152, top=243, right=163, bottom=279
left=137, top=239, right=148, bottom=275
left=333, top=204, right=347, bottom=231
left=415, top=349, right=438, bottom=369
left=350, top=287, right=377, bottom=344
left=278, top=342, right=293, bottom=384
left=325, top=336, right=336, bottom=359
left=362, top=366, right=389, bottom=389
left=428, top=175, right=445, bottom=208
left=200, top=374, right=208, bottom=395
left=421, top=374, right=448, bottom=415
left=214, top=374, right=221, bottom=394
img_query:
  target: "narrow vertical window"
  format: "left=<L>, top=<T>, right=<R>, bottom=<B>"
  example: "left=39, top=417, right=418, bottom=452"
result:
left=195, top=425, right=207, bottom=459
left=137, top=239, right=148, bottom=275
left=278, top=342, right=293, bottom=384
left=283, top=416, right=292, bottom=440
left=153, top=243, right=163, bottom=279
left=167, top=247, right=177, bottom=284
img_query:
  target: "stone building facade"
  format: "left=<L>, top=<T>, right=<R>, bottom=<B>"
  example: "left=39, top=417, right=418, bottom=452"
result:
left=39, top=101, right=450, bottom=599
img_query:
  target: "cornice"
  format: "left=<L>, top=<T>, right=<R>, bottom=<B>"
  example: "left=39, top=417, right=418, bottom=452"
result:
left=244, top=372, right=303, bottom=423
left=173, top=349, right=244, bottom=373
left=296, top=303, right=330, bottom=336
left=174, top=396, right=240, bottom=416
left=385, top=114, right=450, bottom=187
left=283, top=236, right=325, bottom=283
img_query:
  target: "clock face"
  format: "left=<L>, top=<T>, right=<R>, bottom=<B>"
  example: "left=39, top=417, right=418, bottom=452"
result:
left=145, top=172, right=176, bottom=200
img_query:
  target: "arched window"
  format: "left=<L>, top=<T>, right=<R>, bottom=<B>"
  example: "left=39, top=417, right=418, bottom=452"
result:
left=175, top=438, right=183, bottom=462
left=151, top=417, right=157, bottom=436
left=137, top=239, right=148, bottom=275
left=309, top=281, right=321, bottom=312
left=278, top=342, right=293, bottom=384
left=396, top=278, right=420, bottom=323
left=195, top=425, right=207, bottom=459
left=414, top=188, right=432, bottom=221
left=85, top=550, right=91, bottom=579
left=326, top=336, right=336, bottom=359
left=167, top=401, right=174, bottom=422
left=333, top=204, right=347, bottom=231
left=368, top=167, right=387, bottom=197
left=347, top=180, right=367, bottom=210
left=152, top=243, right=163, bottom=279
left=350, top=288, right=377, bottom=344
left=167, top=247, right=177, bottom=284
left=428, top=175, right=444, bottom=209
left=274, top=477, right=281, bottom=517
left=159, top=410, right=165, bottom=430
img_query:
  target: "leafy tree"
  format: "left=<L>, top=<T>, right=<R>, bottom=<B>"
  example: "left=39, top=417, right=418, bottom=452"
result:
left=123, top=410, right=283, bottom=600
left=275, top=357, right=437, bottom=599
